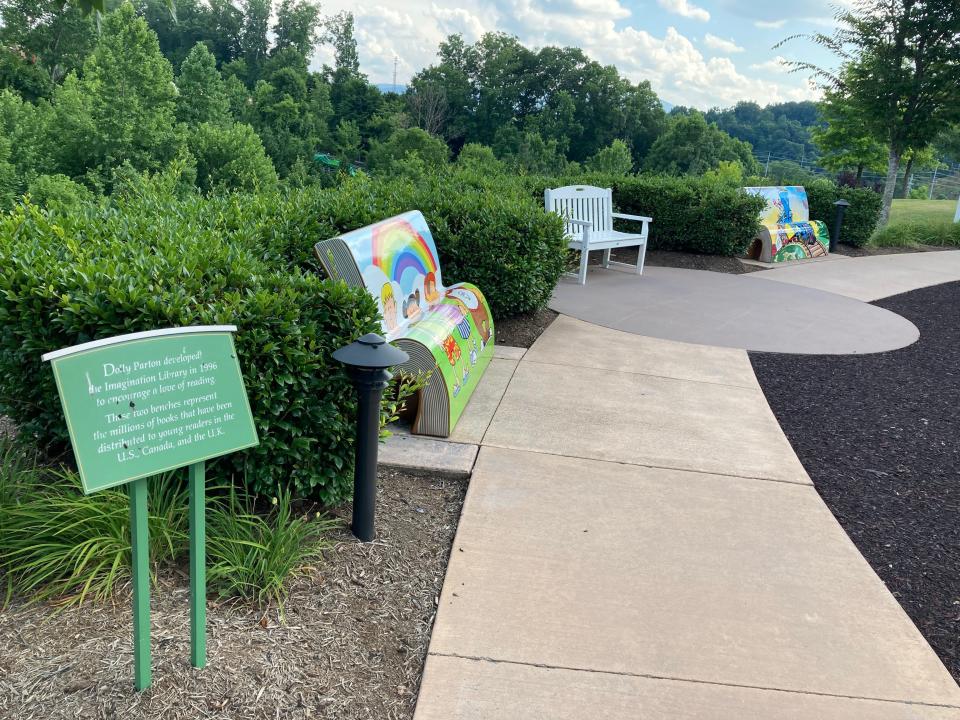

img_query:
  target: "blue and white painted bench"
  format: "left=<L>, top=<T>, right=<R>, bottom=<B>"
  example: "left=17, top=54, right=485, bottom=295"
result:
left=743, top=186, right=830, bottom=263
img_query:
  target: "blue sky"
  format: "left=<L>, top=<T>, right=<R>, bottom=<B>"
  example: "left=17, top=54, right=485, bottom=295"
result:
left=313, top=0, right=848, bottom=109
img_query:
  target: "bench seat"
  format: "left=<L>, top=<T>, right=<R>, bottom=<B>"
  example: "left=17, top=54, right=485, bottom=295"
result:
left=316, top=211, right=494, bottom=438
left=545, top=185, right=652, bottom=285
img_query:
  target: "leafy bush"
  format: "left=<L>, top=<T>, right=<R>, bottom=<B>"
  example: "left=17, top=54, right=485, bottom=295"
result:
left=186, top=122, right=278, bottom=193
left=870, top=221, right=960, bottom=247
left=585, top=139, right=634, bottom=175
left=232, top=173, right=569, bottom=318
left=804, top=179, right=882, bottom=247
left=0, top=189, right=379, bottom=503
left=367, top=128, right=450, bottom=175
left=207, top=487, right=334, bottom=610
left=908, top=185, right=930, bottom=200
left=0, top=463, right=189, bottom=607
left=25, top=174, right=95, bottom=212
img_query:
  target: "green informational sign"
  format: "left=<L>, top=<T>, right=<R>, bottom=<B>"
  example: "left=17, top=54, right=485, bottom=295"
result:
left=43, top=326, right=259, bottom=691
left=44, top=327, right=258, bottom=494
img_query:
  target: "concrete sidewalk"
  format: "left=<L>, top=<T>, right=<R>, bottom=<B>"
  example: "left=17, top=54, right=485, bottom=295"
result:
left=755, top=249, right=960, bottom=301
left=413, top=316, right=960, bottom=718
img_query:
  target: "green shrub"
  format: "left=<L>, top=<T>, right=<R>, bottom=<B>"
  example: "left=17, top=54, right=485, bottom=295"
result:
left=805, top=179, right=882, bottom=247
left=0, top=193, right=379, bottom=503
left=870, top=221, right=960, bottom=247
left=207, top=487, right=334, bottom=610
left=367, top=128, right=449, bottom=175
left=908, top=185, right=930, bottom=200
left=231, top=173, right=568, bottom=318
left=186, top=122, right=278, bottom=193
left=0, top=465, right=188, bottom=606
left=25, top=173, right=95, bottom=212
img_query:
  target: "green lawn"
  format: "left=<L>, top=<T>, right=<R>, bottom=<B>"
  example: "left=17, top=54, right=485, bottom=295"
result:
left=887, top=199, right=956, bottom=226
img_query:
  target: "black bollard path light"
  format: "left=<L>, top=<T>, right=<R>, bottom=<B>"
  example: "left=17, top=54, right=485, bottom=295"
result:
left=333, top=333, right=409, bottom=542
left=830, top=199, right=851, bottom=252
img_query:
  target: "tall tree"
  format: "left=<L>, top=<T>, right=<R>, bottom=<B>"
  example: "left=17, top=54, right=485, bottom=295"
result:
left=273, top=0, right=322, bottom=58
left=0, top=0, right=95, bottom=84
left=811, top=90, right=887, bottom=184
left=787, top=0, right=960, bottom=225
left=325, top=12, right=361, bottom=79
left=645, top=112, right=760, bottom=176
left=241, top=0, right=271, bottom=77
left=176, top=42, right=231, bottom=126
left=80, top=1, right=179, bottom=173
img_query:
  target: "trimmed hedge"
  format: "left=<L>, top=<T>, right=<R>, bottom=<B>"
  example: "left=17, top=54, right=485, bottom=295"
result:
left=223, top=173, right=569, bottom=318
left=517, top=173, right=765, bottom=257
left=804, top=179, right=883, bottom=248
left=0, top=194, right=379, bottom=504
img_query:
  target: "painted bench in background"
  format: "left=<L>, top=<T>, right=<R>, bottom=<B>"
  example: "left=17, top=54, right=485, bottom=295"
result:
left=315, top=211, right=494, bottom=438
left=743, top=185, right=829, bottom=263
left=545, top=184, right=652, bottom=284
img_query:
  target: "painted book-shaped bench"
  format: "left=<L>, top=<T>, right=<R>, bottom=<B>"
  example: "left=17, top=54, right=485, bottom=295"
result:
left=743, top=186, right=829, bottom=263
left=315, top=211, right=494, bottom=438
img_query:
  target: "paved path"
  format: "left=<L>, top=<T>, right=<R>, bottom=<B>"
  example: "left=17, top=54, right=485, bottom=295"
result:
left=413, top=314, right=960, bottom=719
left=549, top=266, right=919, bottom=354
left=755, top=249, right=960, bottom=302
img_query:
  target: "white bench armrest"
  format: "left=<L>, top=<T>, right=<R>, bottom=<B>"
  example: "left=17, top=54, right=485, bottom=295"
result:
left=612, top=212, right=652, bottom=223
left=564, top=218, right=593, bottom=228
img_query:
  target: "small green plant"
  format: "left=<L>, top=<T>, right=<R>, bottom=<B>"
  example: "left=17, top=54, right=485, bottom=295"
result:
left=206, top=486, right=334, bottom=611
left=380, top=371, right=430, bottom=439
left=0, top=466, right=189, bottom=607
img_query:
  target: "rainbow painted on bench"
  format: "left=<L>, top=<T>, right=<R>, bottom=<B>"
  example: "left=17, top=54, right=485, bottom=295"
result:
left=316, top=211, right=494, bottom=437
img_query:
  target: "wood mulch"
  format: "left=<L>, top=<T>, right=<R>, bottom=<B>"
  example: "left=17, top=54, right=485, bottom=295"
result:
left=750, top=281, right=960, bottom=681
left=0, top=469, right=466, bottom=720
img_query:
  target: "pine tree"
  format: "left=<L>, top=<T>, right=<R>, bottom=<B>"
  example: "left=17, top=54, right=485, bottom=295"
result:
left=177, top=43, right=231, bottom=126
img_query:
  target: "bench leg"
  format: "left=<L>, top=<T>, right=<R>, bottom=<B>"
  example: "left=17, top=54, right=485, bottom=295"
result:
left=602, top=249, right=611, bottom=268
left=578, top=247, right=590, bottom=285
left=636, top=242, right=647, bottom=275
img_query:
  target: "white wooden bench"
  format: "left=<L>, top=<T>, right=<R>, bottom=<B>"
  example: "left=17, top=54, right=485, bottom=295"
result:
left=545, top=185, right=652, bottom=285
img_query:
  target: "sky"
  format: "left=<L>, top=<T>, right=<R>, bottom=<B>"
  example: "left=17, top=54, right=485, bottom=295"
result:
left=311, top=0, right=850, bottom=109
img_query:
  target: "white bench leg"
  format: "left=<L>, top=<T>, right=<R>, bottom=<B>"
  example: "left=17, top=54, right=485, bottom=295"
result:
left=602, top=249, right=611, bottom=268
left=578, top=247, right=590, bottom=285
left=637, top=241, right=647, bottom=275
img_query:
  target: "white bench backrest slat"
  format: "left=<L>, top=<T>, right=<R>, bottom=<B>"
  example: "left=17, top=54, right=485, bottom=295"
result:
left=545, top=185, right=613, bottom=237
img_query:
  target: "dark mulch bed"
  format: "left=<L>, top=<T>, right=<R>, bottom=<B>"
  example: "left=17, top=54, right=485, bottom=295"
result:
left=0, top=470, right=465, bottom=719
left=494, top=307, right=557, bottom=349
left=750, top=281, right=960, bottom=681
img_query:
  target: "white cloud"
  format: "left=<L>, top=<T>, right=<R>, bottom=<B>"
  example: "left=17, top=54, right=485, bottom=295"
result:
left=754, top=19, right=787, bottom=28
left=703, top=33, right=745, bottom=53
left=749, top=56, right=790, bottom=73
left=657, top=0, right=710, bottom=22
left=314, top=0, right=820, bottom=108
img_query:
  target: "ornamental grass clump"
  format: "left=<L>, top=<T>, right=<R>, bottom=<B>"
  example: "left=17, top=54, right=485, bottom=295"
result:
left=0, top=457, right=189, bottom=607
left=206, top=486, right=334, bottom=610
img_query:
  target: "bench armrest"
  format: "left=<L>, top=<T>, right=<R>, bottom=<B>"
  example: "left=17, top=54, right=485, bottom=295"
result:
left=564, top=218, right=593, bottom=228
left=612, top=212, right=652, bottom=223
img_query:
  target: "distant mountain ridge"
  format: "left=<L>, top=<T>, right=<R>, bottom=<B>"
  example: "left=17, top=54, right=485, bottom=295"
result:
left=375, top=83, right=408, bottom=94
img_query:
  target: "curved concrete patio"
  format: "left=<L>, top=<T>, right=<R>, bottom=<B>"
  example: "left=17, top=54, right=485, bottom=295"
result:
left=549, top=265, right=919, bottom=354
left=755, top=249, right=960, bottom=302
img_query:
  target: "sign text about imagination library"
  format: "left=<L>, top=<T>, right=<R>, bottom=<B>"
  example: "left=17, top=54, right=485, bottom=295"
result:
left=49, top=331, right=258, bottom=494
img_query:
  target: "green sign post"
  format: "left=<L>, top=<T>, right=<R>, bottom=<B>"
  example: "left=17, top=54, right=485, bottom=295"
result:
left=42, top=326, right=259, bottom=690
